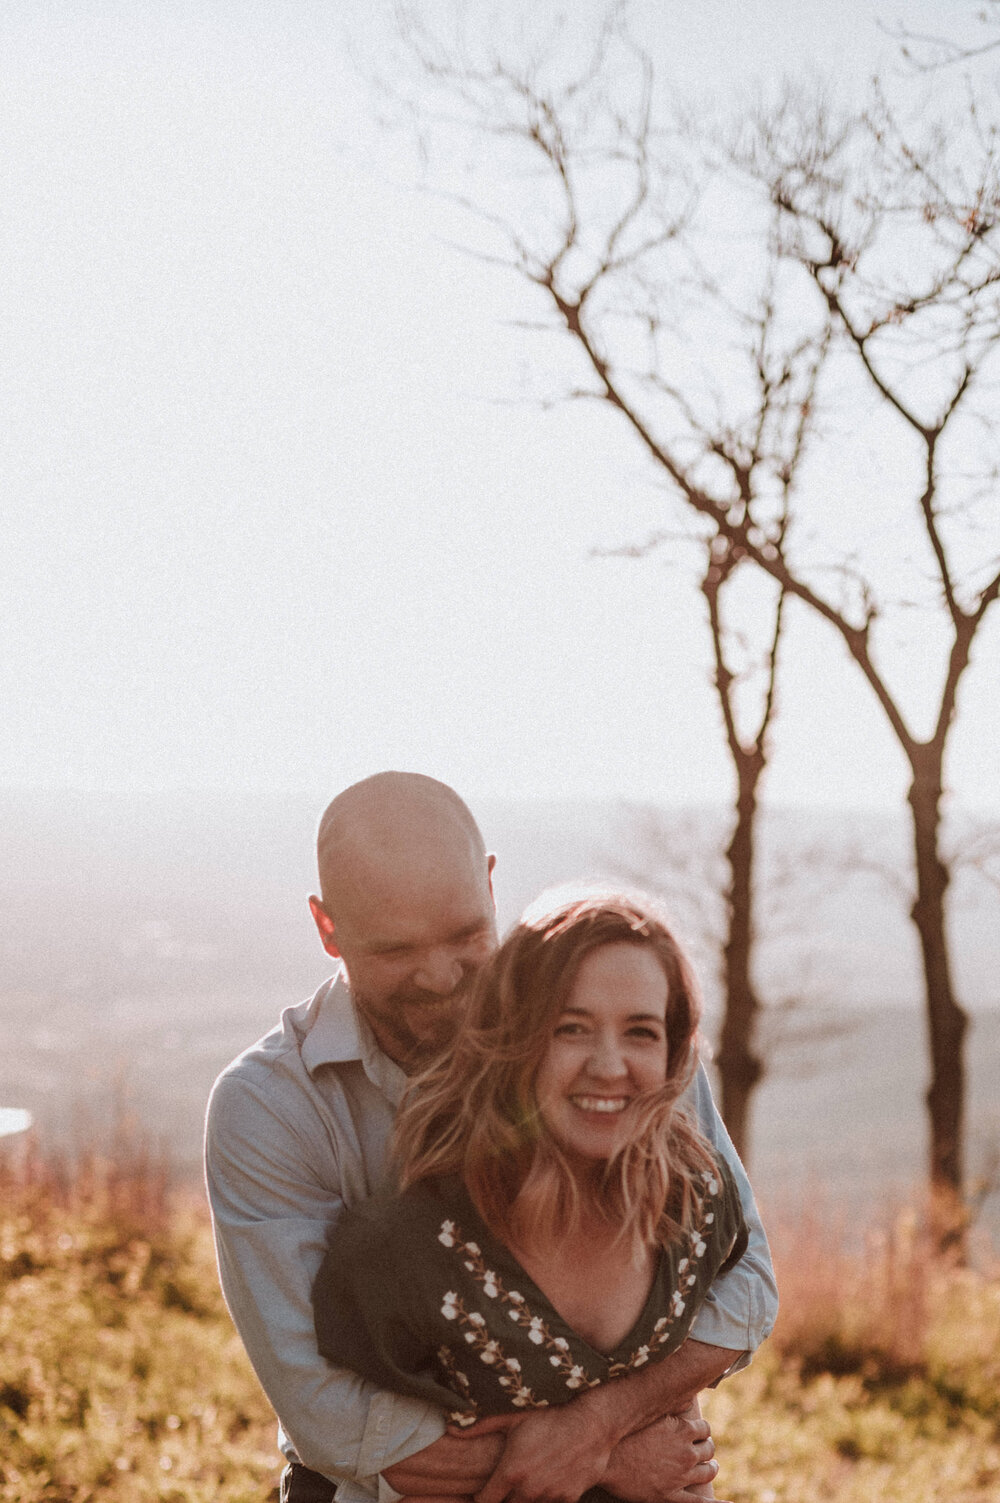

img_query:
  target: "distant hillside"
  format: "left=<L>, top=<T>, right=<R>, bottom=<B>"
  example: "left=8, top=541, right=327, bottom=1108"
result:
left=1, top=789, right=998, bottom=1232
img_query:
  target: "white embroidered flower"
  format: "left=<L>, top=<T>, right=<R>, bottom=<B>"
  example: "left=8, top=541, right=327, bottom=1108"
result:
left=442, top=1294, right=459, bottom=1320
left=483, top=1274, right=500, bottom=1298
left=464, top=1332, right=477, bottom=1344
left=466, top=1242, right=481, bottom=1256
left=468, top=1312, right=486, bottom=1326
left=694, top=1238, right=706, bottom=1258
left=687, top=1274, right=697, bottom=1288
left=439, top=1222, right=457, bottom=1248
left=552, top=1337, right=569, bottom=1351
left=507, top=1358, right=521, bottom=1372
left=507, top=1290, right=524, bottom=1305
left=704, top=1175, right=719, bottom=1195
left=566, top=1366, right=587, bottom=1388
left=512, top=1390, right=532, bottom=1406
left=671, top=1293, right=686, bottom=1316
left=705, top=1212, right=715, bottom=1224
left=653, top=1317, right=668, bottom=1333
left=527, top=1317, right=545, bottom=1344
left=677, top=1259, right=689, bottom=1273
left=480, top=1340, right=501, bottom=1365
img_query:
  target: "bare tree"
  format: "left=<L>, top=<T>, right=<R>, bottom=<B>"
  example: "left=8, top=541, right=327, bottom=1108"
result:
left=885, top=0, right=1000, bottom=71
left=732, top=91, right=1000, bottom=1244
left=702, top=541, right=785, bottom=1161
left=387, top=7, right=1000, bottom=1242
left=607, top=528, right=789, bottom=1164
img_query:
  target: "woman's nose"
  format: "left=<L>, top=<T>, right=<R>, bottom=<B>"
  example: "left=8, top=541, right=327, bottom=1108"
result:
left=588, top=1032, right=628, bottom=1078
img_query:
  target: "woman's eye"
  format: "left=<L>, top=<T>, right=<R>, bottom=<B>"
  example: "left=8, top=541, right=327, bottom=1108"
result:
left=553, top=1022, right=585, bottom=1037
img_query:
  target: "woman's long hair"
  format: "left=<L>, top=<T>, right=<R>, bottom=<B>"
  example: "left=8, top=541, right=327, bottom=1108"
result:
left=394, top=890, right=719, bottom=1257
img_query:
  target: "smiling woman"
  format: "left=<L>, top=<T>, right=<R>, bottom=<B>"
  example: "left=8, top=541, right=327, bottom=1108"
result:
left=313, top=891, right=754, bottom=1503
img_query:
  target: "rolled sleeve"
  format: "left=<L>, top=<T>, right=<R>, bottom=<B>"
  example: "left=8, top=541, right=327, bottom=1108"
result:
left=205, top=1069, right=445, bottom=1487
left=685, top=1063, right=778, bottom=1368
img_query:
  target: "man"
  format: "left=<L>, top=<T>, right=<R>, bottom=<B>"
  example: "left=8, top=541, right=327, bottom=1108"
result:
left=205, top=773, right=777, bottom=1503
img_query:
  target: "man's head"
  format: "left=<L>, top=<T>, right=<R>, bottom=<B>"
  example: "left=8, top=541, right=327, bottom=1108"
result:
left=308, top=772, right=498, bottom=1072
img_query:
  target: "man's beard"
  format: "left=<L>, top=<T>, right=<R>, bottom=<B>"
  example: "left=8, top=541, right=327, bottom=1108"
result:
left=356, top=971, right=478, bottom=1071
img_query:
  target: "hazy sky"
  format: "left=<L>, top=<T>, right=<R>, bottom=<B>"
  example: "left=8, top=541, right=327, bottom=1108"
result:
left=4, top=0, right=998, bottom=811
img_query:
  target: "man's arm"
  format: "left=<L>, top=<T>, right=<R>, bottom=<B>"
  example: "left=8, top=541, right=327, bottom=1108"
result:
left=470, top=1337, right=736, bottom=1503
left=384, top=1406, right=720, bottom=1503
left=205, top=1069, right=446, bottom=1498
left=684, top=1061, right=778, bottom=1373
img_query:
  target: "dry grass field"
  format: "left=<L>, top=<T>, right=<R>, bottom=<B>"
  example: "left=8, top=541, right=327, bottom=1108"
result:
left=1, top=1132, right=998, bottom=1503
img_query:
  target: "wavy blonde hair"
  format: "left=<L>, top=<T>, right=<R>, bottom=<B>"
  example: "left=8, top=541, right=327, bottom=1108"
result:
left=394, top=891, right=719, bottom=1257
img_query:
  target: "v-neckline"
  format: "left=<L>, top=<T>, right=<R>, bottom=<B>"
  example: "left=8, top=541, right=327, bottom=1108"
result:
left=443, top=1178, right=666, bottom=1365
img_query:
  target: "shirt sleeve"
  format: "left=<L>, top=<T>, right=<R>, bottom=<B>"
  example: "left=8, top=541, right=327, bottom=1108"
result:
left=204, top=1069, right=446, bottom=1496
left=684, top=1061, right=778, bottom=1372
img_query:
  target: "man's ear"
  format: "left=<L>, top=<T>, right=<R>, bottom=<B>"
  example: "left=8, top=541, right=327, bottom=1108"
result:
left=308, top=895, right=342, bottom=959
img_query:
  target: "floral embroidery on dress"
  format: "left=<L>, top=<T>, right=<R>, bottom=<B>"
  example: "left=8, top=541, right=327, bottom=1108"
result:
left=437, top=1345, right=480, bottom=1426
left=436, top=1172, right=723, bottom=1402
left=608, top=1171, right=722, bottom=1376
left=439, top=1285, right=548, bottom=1408
left=440, top=1221, right=600, bottom=1393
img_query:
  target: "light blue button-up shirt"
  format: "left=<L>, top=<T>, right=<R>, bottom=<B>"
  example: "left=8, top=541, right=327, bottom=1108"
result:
left=205, top=972, right=777, bottom=1496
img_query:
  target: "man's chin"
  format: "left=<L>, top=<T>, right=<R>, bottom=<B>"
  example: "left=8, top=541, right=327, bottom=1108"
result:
left=400, top=1001, right=466, bottom=1063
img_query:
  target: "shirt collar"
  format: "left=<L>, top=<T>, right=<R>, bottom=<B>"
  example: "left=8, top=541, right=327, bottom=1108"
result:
left=301, top=969, right=409, bottom=1107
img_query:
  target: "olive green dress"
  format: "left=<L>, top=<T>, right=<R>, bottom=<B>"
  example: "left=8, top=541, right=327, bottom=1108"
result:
left=314, top=1156, right=748, bottom=1448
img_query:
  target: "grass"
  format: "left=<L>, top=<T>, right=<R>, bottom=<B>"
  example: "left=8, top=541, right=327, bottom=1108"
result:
left=703, top=1203, right=1000, bottom=1502
left=1, top=1134, right=998, bottom=1503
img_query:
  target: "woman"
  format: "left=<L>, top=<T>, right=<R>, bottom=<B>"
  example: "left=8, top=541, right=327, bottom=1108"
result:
left=314, top=892, right=750, bottom=1501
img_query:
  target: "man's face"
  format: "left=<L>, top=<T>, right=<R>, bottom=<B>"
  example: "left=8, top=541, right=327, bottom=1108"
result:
left=311, top=852, right=498, bottom=1072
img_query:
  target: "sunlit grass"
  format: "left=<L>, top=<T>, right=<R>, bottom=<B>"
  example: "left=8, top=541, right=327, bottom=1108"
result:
left=2, top=1134, right=998, bottom=1502
left=704, top=1202, right=1000, bottom=1502
left=0, top=1132, right=281, bottom=1502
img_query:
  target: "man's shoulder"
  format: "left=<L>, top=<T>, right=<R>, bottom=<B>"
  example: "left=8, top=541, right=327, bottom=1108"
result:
left=213, top=976, right=349, bottom=1077
left=205, top=976, right=359, bottom=1127
left=218, top=995, right=310, bottom=1071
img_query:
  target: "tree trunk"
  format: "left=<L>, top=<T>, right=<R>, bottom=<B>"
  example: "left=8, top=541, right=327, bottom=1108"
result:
left=907, top=749, right=968, bottom=1250
left=715, top=755, right=766, bottom=1164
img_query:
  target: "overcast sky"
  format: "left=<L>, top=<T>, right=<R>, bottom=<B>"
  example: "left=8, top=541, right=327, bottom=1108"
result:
left=4, top=0, right=998, bottom=812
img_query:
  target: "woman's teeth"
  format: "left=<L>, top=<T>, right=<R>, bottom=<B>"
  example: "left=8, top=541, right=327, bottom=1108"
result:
left=571, top=1096, right=628, bottom=1113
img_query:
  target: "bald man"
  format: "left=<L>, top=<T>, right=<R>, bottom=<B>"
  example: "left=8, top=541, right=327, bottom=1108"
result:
left=205, top=774, right=777, bottom=1503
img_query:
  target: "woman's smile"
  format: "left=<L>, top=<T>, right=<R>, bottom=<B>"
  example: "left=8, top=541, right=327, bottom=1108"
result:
left=569, top=1094, right=631, bottom=1114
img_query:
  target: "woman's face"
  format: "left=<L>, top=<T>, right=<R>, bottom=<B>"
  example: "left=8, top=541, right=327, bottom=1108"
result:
left=533, top=941, right=670, bottom=1165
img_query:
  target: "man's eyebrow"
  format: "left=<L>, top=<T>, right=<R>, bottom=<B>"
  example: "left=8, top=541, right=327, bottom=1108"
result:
left=363, top=919, right=489, bottom=955
left=360, top=936, right=415, bottom=955
left=449, top=918, right=490, bottom=939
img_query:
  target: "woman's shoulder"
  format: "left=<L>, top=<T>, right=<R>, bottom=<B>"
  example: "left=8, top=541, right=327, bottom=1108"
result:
left=337, top=1174, right=469, bottom=1251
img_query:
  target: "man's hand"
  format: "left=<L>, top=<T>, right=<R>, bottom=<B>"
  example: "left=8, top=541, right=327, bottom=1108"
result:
left=471, top=1402, right=617, bottom=1503
left=382, top=1420, right=518, bottom=1497
left=465, top=1339, right=735, bottom=1503
left=467, top=1401, right=718, bottom=1503
left=605, top=1406, right=719, bottom=1503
